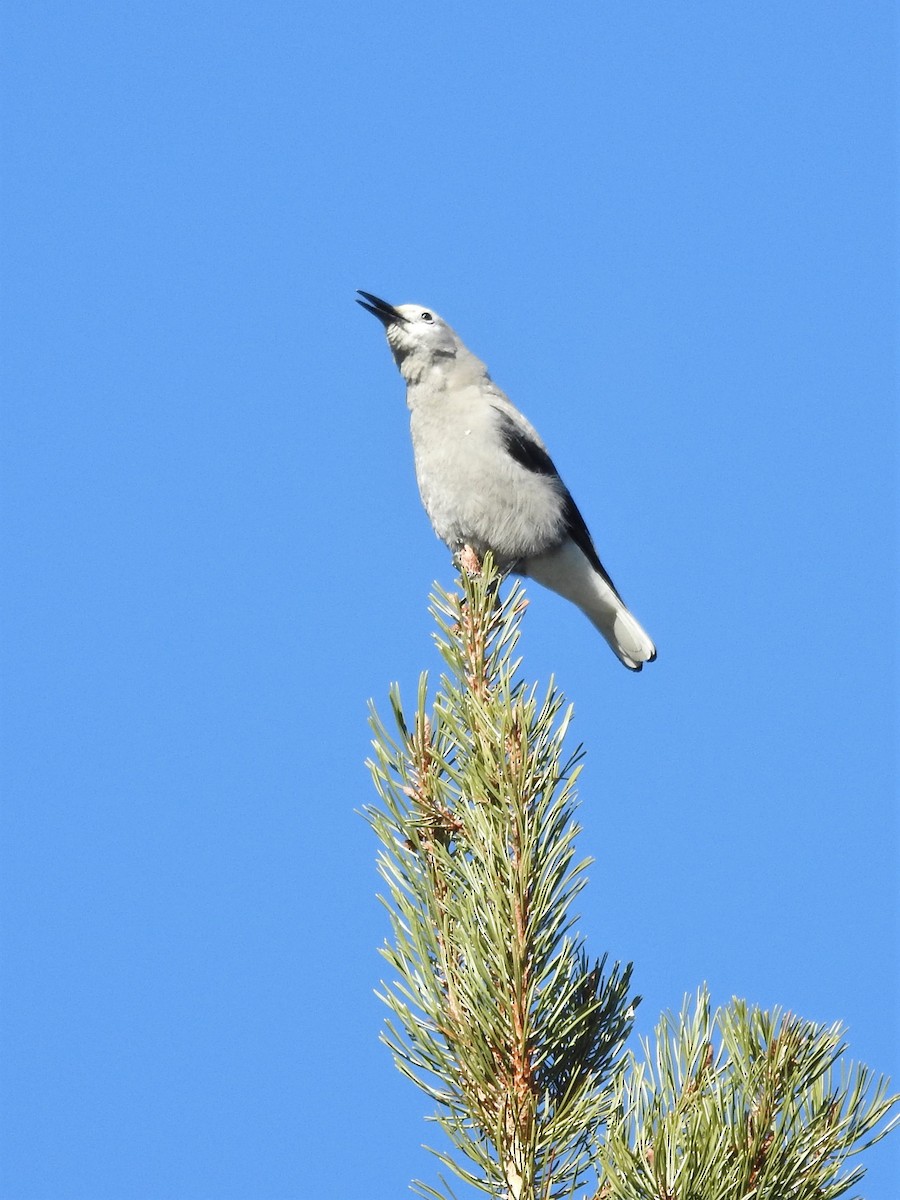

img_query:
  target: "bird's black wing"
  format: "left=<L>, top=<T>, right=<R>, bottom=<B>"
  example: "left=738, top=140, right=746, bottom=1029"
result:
left=492, top=406, right=624, bottom=602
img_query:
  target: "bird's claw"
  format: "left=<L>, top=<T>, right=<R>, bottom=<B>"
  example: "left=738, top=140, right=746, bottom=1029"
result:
left=454, top=545, right=483, bottom=577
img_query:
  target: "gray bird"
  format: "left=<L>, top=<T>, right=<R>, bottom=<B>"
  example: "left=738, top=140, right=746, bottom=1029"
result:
left=356, top=291, right=656, bottom=671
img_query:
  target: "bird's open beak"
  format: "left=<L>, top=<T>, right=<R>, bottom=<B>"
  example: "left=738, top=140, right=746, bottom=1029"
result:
left=356, top=291, right=407, bottom=326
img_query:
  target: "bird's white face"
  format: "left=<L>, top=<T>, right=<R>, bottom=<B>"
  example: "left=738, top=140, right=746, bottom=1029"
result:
left=385, top=304, right=459, bottom=362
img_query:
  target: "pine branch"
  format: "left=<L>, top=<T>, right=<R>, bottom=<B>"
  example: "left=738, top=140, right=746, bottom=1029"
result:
left=366, top=556, right=637, bottom=1199
left=594, top=987, right=899, bottom=1200
left=365, top=559, right=897, bottom=1199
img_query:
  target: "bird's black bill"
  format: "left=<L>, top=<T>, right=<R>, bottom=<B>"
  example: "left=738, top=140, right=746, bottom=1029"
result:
left=356, top=290, right=406, bottom=325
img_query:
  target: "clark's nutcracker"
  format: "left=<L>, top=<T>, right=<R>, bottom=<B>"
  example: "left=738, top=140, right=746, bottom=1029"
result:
left=356, top=291, right=656, bottom=671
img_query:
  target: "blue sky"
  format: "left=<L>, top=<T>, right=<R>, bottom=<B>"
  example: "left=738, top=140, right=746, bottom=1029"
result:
left=1, top=3, right=896, bottom=1198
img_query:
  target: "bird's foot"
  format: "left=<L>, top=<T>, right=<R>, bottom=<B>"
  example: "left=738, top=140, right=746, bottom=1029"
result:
left=454, top=544, right=483, bottom=577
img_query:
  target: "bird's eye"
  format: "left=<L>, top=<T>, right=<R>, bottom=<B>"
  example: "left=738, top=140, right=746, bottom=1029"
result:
left=420, top=311, right=433, bottom=323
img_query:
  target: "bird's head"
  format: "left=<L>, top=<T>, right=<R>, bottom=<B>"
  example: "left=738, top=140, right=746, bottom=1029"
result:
left=356, top=291, right=462, bottom=379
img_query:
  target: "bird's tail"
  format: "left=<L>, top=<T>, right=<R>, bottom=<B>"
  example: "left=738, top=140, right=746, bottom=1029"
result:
left=524, top=540, right=656, bottom=671
left=596, top=600, right=656, bottom=672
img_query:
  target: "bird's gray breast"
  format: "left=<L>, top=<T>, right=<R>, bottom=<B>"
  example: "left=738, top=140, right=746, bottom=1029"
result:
left=408, top=384, right=567, bottom=563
